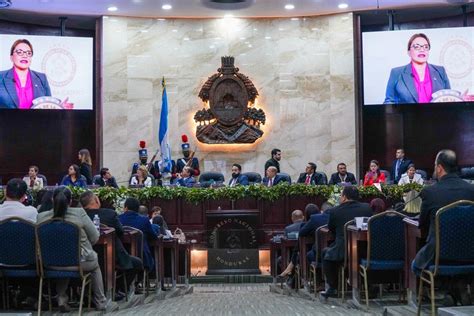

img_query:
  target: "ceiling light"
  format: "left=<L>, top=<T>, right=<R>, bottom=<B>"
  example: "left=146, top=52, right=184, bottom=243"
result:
left=107, top=6, right=118, bottom=12
left=285, top=4, right=294, bottom=10
left=338, top=3, right=348, bottom=9
left=162, top=4, right=172, bottom=10
left=224, top=14, right=234, bottom=18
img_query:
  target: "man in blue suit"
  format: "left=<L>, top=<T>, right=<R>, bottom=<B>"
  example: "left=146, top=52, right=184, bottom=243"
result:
left=299, top=203, right=331, bottom=263
left=391, top=148, right=413, bottom=184
left=119, top=198, right=158, bottom=271
left=262, top=166, right=288, bottom=187
left=228, top=163, right=249, bottom=187
left=173, top=166, right=196, bottom=188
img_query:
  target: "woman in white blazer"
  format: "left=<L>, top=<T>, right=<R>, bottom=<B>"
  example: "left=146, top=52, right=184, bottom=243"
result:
left=398, top=164, right=424, bottom=185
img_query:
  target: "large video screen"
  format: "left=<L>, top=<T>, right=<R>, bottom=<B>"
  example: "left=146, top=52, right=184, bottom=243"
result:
left=0, top=34, right=93, bottom=110
left=363, top=27, right=474, bottom=105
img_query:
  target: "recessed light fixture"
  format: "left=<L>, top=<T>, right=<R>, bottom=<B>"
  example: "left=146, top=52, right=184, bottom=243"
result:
left=265, top=36, right=271, bottom=40
left=107, top=6, right=118, bottom=12
left=162, top=4, right=172, bottom=10
left=338, top=3, right=348, bottom=9
left=284, top=4, right=294, bottom=10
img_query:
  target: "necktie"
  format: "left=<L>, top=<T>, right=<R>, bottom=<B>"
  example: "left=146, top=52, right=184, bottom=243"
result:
left=29, top=178, right=34, bottom=188
left=305, top=175, right=311, bottom=185
left=395, top=160, right=401, bottom=178
left=268, top=178, right=273, bottom=187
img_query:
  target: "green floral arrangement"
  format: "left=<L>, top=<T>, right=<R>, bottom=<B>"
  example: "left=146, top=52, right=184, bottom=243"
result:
left=0, top=182, right=425, bottom=208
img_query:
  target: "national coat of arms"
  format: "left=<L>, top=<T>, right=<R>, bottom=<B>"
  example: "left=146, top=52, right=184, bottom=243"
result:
left=194, top=56, right=266, bottom=144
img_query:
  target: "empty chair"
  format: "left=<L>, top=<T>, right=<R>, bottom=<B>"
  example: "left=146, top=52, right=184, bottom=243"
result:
left=0, top=217, right=37, bottom=310
left=359, top=211, right=406, bottom=308
left=241, top=172, right=262, bottom=185
left=415, top=169, right=428, bottom=180
left=199, top=172, right=225, bottom=187
left=379, top=169, right=391, bottom=184
left=277, top=172, right=292, bottom=184
left=460, top=167, right=474, bottom=180
left=316, top=171, right=328, bottom=185
left=417, top=200, right=474, bottom=316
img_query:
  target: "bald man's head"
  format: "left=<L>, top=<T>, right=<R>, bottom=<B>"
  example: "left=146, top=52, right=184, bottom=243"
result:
left=291, top=209, right=304, bottom=223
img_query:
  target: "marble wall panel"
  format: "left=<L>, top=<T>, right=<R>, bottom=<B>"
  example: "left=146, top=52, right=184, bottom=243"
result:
left=102, top=14, right=357, bottom=184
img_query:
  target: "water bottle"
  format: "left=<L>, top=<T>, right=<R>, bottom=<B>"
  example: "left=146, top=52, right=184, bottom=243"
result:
left=93, top=214, right=100, bottom=233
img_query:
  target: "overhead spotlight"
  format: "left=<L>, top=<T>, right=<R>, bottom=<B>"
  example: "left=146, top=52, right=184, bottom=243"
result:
left=0, top=0, right=12, bottom=8
left=284, top=4, right=294, bottom=10
left=162, top=4, right=172, bottom=10
left=338, top=3, right=348, bottom=9
left=107, top=6, right=118, bottom=12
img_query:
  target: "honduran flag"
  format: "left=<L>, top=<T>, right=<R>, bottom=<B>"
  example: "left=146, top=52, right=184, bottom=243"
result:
left=159, top=77, right=172, bottom=173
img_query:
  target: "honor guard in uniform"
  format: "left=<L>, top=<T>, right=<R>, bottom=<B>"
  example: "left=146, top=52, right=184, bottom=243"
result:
left=176, top=134, right=200, bottom=177
left=131, top=141, right=158, bottom=180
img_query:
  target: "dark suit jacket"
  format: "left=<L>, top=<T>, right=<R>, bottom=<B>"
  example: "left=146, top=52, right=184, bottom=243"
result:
left=384, top=63, right=450, bottom=104
left=262, top=175, right=288, bottom=186
left=119, top=211, right=158, bottom=270
left=86, top=208, right=134, bottom=269
left=228, top=174, right=249, bottom=186
left=264, top=158, right=280, bottom=174
left=0, top=68, right=51, bottom=109
left=328, top=172, right=357, bottom=185
left=93, top=177, right=118, bottom=188
left=299, top=213, right=330, bottom=237
left=391, top=158, right=413, bottom=183
left=413, top=173, right=474, bottom=270
left=324, top=201, right=373, bottom=262
left=297, top=172, right=325, bottom=185
left=284, top=220, right=304, bottom=238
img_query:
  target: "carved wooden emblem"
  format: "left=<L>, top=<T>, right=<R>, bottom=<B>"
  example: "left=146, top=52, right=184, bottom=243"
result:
left=195, top=56, right=266, bottom=144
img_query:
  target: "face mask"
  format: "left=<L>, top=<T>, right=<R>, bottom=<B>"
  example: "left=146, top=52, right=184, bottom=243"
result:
left=232, top=172, right=239, bottom=178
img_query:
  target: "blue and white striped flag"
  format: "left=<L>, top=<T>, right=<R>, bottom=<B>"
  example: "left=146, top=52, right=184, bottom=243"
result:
left=159, top=77, right=172, bottom=173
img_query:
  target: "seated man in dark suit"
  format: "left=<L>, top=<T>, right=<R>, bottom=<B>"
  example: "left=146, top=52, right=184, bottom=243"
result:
left=172, top=166, right=196, bottom=188
left=391, top=148, right=413, bottom=184
left=278, top=210, right=305, bottom=277
left=119, top=198, right=158, bottom=272
left=262, top=166, right=288, bottom=187
left=321, top=186, right=373, bottom=298
left=328, top=163, right=357, bottom=185
left=93, top=168, right=119, bottom=188
left=297, top=162, right=325, bottom=185
left=284, top=209, right=305, bottom=238
left=80, top=191, right=143, bottom=297
left=228, top=163, right=249, bottom=187
left=412, top=150, right=474, bottom=303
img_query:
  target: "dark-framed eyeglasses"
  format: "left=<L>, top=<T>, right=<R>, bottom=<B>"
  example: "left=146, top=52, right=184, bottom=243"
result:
left=411, top=44, right=430, bottom=51
left=14, top=49, right=33, bottom=57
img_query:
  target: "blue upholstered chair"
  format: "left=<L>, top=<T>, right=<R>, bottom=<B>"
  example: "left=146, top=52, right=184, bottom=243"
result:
left=309, top=224, right=329, bottom=296
left=316, top=172, right=328, bottom=185
left=417, top=200, right=474, bottom=316
left=380, top=169, right=392, bottom=184
left=0, top=217, right=37, bottom=309
left=36, top=219, right=92, bottom=316
left=241, top=172, right=262, bottom=185
left=359, top=211, right=406, bottom=308
left=199, top=172, right=225, bottom=187
left=121, top=226, right=149, bottom=296
left=415, top=169, right=428, bottom=180
left=277, top=172, right=291, bottom=184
